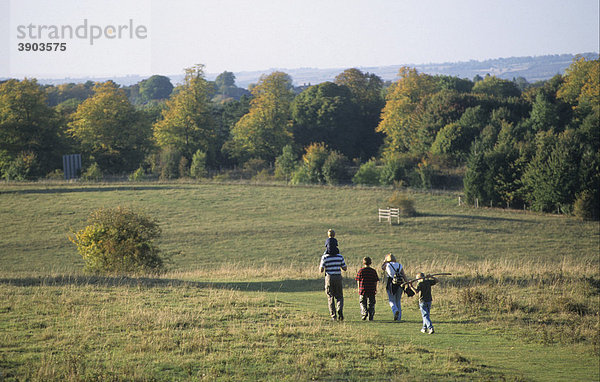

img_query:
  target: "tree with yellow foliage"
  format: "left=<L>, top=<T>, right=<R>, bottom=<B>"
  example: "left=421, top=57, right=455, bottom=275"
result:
left=225, top=71, right=295, bottom=163
left=376, top=67, right=437, bottom=158
left=153, top=65, right=216, bottom=161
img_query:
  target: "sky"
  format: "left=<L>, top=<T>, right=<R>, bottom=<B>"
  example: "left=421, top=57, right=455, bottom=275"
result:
left=1, top=0, right=598, bottom=78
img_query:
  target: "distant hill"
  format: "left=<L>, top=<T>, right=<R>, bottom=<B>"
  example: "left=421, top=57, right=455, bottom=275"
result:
left=10, top=53, right=598, bottom=88
left=229, top=53, right=599, bottom=88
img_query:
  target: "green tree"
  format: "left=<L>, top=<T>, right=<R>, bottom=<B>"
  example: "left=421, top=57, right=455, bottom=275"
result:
left=414, top=89, right=475, bottom=154
left=139, top=75, right=174, bottom=102
left=69, top=81, right=151, bottom=174
left=291, top=82, right=358, bottom=158
left=300, top=142, right=329, bottom=184
left=522, top=130, right=581, bottom=213
left=529, top=92, right=560, bottom=132
left=274, top=144, right=297, bottom=181
left=430, top=121, right=478, bottom=161
left=322, top=151, right=349, bottom=185
left=154, top=65, right=216, bottom=162
left=215, top=71, right=236, bottom=94
left=190, top=149, right=207, bottom=179
left=435, top=75, right=474, bottom=93
left=0, top=79, right=63, bottom=178
left=225, top=71, right=294, bottom=162
left=464, top=142, right=487, bottom=205
left=334, top=68, right=385, bottom=159
left=472, top=76, right=521, bottom=98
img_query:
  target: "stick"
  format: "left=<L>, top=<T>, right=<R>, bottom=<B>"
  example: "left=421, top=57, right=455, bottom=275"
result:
left=401, top=273, right=451, bottom=287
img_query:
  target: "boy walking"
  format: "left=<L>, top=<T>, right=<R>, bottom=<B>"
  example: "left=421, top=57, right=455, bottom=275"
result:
left=411, top=273, right=438, bottom=334
left=355, top=257, right=380, bottom=320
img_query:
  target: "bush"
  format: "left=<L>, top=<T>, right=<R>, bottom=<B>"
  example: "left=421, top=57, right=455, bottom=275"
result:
left=190, top=150, right=207, bottom=179
left=322, top=151, right=348, bottom=185
left=573, top=190, right=599, bottom=220
left=242, top=158, right=268, bottom=179
left=129, top=167, right=146, bottom=182
left=159, top=148, right=181, bottom=180
left=3, top=151, right=40, bottom=181
left=70, top=207, right=164, bottom=274
left=46, top=169, right=64, bottom=180
left=387, top=192, right=417, bottom=217
left=379, top=154, right=418, bottom=186
left=82, top=162, right=103, bottom=181
left=178, top=156, right=190, bottom=178
left=352, top=160, right=380, bottom=186
left=252, top=168, right=273, bottom=182
left=290, top=165, right=311, bottom=185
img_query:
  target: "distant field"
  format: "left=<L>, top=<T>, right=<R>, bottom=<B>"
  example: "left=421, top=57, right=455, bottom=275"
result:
left=0, top=182, right=598, bottom=380
left=1, top=181, right=597, bottom=273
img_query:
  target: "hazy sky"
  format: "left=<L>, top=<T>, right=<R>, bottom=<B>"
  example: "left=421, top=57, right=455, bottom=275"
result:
left=1, top=0, right=598, bottom=78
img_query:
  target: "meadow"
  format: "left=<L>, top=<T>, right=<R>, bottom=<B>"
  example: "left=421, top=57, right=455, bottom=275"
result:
left=0, top=181, right=598, bottom=381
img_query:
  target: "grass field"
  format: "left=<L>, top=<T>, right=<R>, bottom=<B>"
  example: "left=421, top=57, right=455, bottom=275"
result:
left=0, top=181, right=598, bottom=381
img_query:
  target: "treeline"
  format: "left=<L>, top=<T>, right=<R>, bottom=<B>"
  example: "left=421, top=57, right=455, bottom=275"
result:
left=0, top=58, right=598, bottom=219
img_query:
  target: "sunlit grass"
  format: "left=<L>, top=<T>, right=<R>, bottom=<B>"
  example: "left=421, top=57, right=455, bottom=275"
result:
left=0, top=181, right=598, bottom=380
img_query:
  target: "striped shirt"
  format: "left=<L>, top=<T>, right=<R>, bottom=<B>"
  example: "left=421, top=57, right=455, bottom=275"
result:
left=319, top=253, right=346, bottom=275
left=355, top=266, right=380, bottom=295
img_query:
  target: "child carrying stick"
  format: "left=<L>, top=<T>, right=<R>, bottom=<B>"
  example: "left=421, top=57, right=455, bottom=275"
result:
left=411, top=273, right=438, bottom=334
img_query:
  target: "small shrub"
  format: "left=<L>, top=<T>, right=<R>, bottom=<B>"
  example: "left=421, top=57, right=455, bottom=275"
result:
left=290, top=165, right=311, bottom=185
left=243, top=158, right=268, bottom=179
left=252, top=168, right=273, bottom=182
left=352, top=160, right=380, bottom=186
left=178, top=156, right=190, bottom=178
left=159, top=148, right=181, bottom=180
left=82, top=163, right=102, bottom=181
left=573, top=190, right=598, bottom=220
left=70, top=206, right=164, bottom=274
left=129, top=167, right=146, bottom=181
left=387, top=192, right=417, bottom=217
left=46, top=169, right=64, bottom=180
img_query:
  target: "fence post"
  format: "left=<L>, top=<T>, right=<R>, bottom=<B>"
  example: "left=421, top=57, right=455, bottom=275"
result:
left=475, top=198, right=479, bottom=208
left=458, top=196, right=462, bottom=206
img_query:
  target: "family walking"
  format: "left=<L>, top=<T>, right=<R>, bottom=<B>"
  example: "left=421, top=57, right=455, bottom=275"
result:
left=319, top=229, right=439, bottom=334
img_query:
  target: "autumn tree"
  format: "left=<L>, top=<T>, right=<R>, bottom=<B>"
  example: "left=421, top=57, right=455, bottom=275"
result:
left=557, top=57, right=600, bottom=117
left=69, top=81, right=151, bottom=173
left=225, top=71, right=294, bottom=163
left=153, top=65, right=216, bottom=162
left=376, top=67, right=437, bottom=157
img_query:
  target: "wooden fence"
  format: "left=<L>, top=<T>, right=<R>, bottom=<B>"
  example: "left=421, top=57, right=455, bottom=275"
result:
left=378, top=207, right=400, bottom=224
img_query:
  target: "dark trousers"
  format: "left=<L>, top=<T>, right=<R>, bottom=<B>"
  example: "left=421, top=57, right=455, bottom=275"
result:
left=325, top=274, right=344, bottom=318
left=359, top=294, right=376, bottom=320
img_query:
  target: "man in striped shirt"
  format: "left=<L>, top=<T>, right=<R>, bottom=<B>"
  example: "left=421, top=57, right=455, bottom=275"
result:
left=319, top=251, right=347, bottom=320
left=355, top=257, right=380, bottom=321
